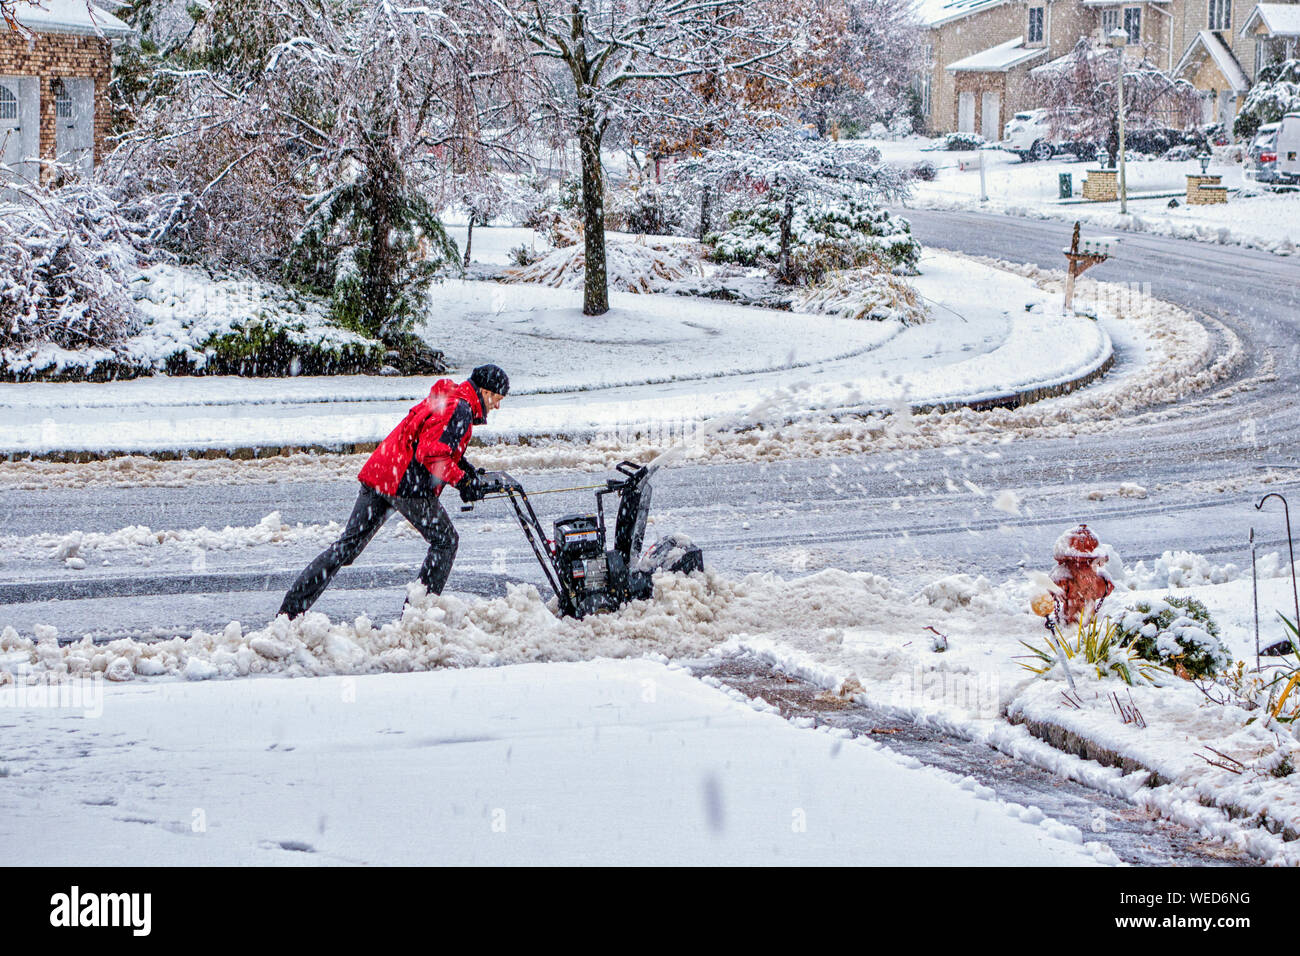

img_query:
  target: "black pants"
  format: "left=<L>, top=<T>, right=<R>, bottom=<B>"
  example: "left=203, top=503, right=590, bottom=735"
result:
left=278, top=483, right=459, bottom=618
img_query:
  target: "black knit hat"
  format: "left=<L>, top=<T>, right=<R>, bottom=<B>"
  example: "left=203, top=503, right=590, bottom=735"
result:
left=470, top=364, right=510, bottom=396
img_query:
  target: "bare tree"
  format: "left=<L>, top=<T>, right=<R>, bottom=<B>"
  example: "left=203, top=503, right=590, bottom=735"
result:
left=113, top=0, right=528, bottom=340
left=784, top=0, right=922, bottom=137
left=1030, top=39, right=1202, bottom=167
left=481, top=0, right=791, bottom=315
left=1, top=0, right=27, bottom=33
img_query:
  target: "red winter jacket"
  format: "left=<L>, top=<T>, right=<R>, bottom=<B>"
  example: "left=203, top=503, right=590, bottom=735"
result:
left=358, top=379, right=484, bottom=497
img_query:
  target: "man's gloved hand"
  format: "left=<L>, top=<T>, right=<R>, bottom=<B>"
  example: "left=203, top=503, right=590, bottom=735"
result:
left=456, top=461, right=483, bottom=503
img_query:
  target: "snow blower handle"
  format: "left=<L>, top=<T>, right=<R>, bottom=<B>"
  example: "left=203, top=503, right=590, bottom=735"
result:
left=458, top=471, right=510, bottom=511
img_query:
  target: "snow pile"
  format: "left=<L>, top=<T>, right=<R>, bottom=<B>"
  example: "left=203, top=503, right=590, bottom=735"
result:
left=1111, top=547, right=1298, bottom=591
left=0, top=568, right=904, bottom=682
left=794, top=266, right=930, bottom=324
left=502, top=239, right=703, bottom=294
left=0, top=512, right=345, bottom=566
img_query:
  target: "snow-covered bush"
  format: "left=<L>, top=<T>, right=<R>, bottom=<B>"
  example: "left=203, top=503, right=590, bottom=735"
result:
left=0, top=178, right=146, bottom=363
left=706, top=190, right=920, bottom=282
left=1234, top=60, right=1300, bottom=141
left=502, top=239, right=703, bottom=293
left=795, top=262, right=929, bottom=324
left=1020, top=616, right=1164, bottom=686
left=669, top=131, right=910, bottom=284
left=608, top=174, right=686, bottom=237
left=1114, top=595, right=1230, bottom=679
left=938, top=132, right=985, bottom=151
left=908, top=160, right=937, bottom=182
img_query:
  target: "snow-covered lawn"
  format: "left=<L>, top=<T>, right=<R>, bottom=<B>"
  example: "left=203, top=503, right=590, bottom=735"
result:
left=0, top=249, right=1120, bottom=456
left=0, top=656, right=1109, bottom=865
left=8, top=539, right=1300, bottom=862
left=865, top=136, right=1299, bottom=256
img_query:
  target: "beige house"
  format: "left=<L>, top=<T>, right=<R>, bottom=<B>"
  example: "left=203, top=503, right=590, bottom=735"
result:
left=0, top=0, right=133, bottom=183
left=918, top=0, right=1300, bottom=136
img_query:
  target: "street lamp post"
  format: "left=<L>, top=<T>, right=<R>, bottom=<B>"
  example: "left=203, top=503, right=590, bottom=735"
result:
left=1108, top=28, right=1129, bottom=214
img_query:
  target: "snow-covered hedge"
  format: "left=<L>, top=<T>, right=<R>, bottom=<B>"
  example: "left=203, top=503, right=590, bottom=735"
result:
left=0, top=179, right=146, bottom=361
left=1114, top=595, right=1230, bottom=679
left=795, top=265, right=930, bottom=324
left=706, top=193, right=920, bottom=281
left=936, top=132, right=986, bottom=151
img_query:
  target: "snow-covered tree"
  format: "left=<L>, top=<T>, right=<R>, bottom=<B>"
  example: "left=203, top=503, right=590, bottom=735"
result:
left=670, top=130, right=912, bottom=282
left=479, top=0, right=792, bottom=315
left=112, top=0, right=525, bottom=341
left=1, top=178, right=148, bottom=355
left=1234, top=60, right=1300, bottom=141
left=1030, top=40, right=1201, bottom=167
left=784, top=0, right=921, bottom=137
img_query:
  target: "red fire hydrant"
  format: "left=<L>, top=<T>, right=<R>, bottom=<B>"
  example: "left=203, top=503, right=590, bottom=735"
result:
left=1050, top=524, right=1114, bottom=629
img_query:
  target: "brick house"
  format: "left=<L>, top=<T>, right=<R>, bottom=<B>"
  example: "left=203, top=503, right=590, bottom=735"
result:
left=918, top=0, right=1300, bottom=135
left=1, top=0, right=132, bottom=183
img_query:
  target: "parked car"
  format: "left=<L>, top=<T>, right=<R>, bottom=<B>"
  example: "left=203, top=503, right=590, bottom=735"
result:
left=1246, top=121, right=1282, bottom=184
left=1000, top=109, right=1101, bottom=163
left=1277, top=113, right=1300, bottom=185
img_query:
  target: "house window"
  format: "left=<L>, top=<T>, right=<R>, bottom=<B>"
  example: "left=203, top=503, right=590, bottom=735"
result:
left=1123, top=6, right=1142, bottom=43
left=0, top=86, right=17, bottom=121
left=54, top=80, right=72, bottom=119
left=1208, top=0, right=1230, bottom=31
left=1028, top=6, right=1044, bottom=43
left=1101, top=8, right=1120, bottom=37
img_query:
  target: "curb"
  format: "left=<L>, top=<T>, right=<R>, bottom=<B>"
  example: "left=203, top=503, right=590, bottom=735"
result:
left=0, top=346, right=1117, bottom=464
left=1008, top=711, right=1300, bottom=844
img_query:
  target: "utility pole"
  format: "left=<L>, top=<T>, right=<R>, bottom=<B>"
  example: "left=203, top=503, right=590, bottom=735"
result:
left=1109, top=29, right=1129, bottom=214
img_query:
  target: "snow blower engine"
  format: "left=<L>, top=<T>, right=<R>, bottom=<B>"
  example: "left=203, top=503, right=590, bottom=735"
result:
left=463, top=461, right=703, bottom=618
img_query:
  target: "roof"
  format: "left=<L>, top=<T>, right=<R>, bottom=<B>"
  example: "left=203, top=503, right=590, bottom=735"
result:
left=947, top=36, right=1050, bottom=72
left=913, top=0, right=1009, bottom=28
left=1175, top=30, right=1250, bottom=91
left=1240, top=3, right=1300, bottom=37
left=5, top=0, right=134, bottom=39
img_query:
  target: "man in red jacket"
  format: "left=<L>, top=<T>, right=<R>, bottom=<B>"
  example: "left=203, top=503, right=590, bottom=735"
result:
left=278, top=364, right=510, bottom=619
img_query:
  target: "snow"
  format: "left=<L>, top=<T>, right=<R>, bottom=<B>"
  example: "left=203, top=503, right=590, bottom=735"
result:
left=1176, top=32, right=1251, bottom=93
left=865, top=137, right=1300, bottom=256
left=1243, top=4, right=1300, bottom=36
left=9, top=534, right=1299, bottom=860
left=0, top=248, right=1120, bottom=455
left=912, top=0, right=1009, bottom=27
left=947, top=37, right=1048, bottom=73
left=0, top=657, right=1108, bottom=865
left=8, top=0, right=134, bottom=37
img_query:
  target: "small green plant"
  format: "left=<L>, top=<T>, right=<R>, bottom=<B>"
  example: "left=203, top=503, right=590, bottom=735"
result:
left=1019, top=616, right=1167, bottom=686
left=509, top=244, right=539, bottom=268
left=1114, top=595, right=1228, bottom=679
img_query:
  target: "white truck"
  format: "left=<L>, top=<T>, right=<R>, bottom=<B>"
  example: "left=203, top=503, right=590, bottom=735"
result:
left=1276, top=113, right=1300, bottom=185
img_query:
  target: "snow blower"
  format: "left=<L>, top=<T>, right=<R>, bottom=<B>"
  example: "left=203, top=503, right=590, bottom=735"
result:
left=463, top=461, right=703, bottom=618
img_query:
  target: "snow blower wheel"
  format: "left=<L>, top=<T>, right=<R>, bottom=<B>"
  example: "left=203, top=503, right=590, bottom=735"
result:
left=464, top=460, right=703, bottom=618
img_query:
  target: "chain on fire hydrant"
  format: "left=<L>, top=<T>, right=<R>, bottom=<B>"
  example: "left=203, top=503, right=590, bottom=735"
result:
left=1049, top=523, right=1114, bottom=630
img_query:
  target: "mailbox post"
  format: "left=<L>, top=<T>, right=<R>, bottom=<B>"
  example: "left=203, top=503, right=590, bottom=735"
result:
left=1062, top=221, right=1115, bottom=312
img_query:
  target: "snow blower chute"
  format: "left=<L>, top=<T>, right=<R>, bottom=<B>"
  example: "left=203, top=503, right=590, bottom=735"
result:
left=463, top=461, right=703, bottom=618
